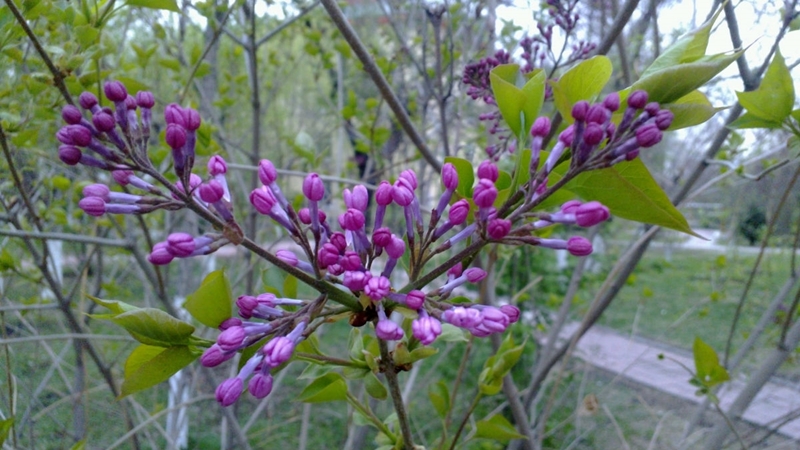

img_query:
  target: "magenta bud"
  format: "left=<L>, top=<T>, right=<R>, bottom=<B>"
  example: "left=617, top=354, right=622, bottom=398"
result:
left=645, top=102, right=660, bottom=116
left=200, top=344, right=233, bottom=367
left=136, top=91, right=155, bottom=108
left=376, top=318, right=404, bottom=341
left=79, top=91, right=98, bottom=110
left=263, top=336, right=296, bottom=367
left=317, top=243, right=341, bottom=269
left=500, top=304, right=521, bottom=323
left=364, top=275, right=391, bottom=301
left=583, top=123, right=605, bottom=146
left=627, top=90, right=648, bottom=109
left=92, top=111, right=116, bottom=132
left=302, top=173, right=324, bottom=201
left=372, top=227, right=392, bottom=248
left=147, top=242, right=174, bottom=265
left=58, top=145, right=82, bottom=165
left=340, top=251, right=362, bottom=271
left=219, top=317, right=242, bottom=330
left=343, top=270, right=370, bottom=291
left=530, top=116, right=551, bottom=137
left=449, top=199, right=470, bottom=225
left=276, top=249, right=299, bottom=266
left=164, top=103, right=186, bottom=126
left=64, top=125, right=92, bottom=147
left=571, top=100, right=590, bottom=121
left=329, top=233, right=347, bottom=252
left=472, top=179, right=498, bottom=208
left=412, top=314, right=442, bottom=345
left=215, top=377, right=243, bottom=407
left=448, top=263, right=463, bottom=278
left=182, top=107, right=201, bottom=131
left=392, top=179, right=414, bottom=206
left=385, top=235, right=406, bottom=259
left=406, top=290, right=425, bottom=310
left=103, top=81, right=128, bottom=102
left=207, top=155, right=227, bottom=176
left=248, top=373, right=273, bottom=399
left=258, top=159, right=278, bottom=185
left=399, top=169, right=418, bottom=189
left=338, top=208, right=365, bottom=231
left=655, top=109, right=674, bottom=130
left=82, top=183, right=110, bottom=199
left=558, top=125, right=575, bottom=145
left=349, top=185, right=369, bottom=211
left=165, top=123, right=187, bottom=149
left=487, top=218, right=511, bottom=239
left=566, top=236, right=593, bottom=256
left=217, top=326, right=246, bottom=352
left=199, top=180, right=224, bottom=203
left=250, top=187, right=276, bottom=215
left=586, top=105, right=610, bottom=124
left=61, top=105, right=83, bottom=124
left=78, top=197, right=105, bottom=216
left=603, top=92, right=620, bottom=112
left=477, top=160, right=499, bottom=182
left=465, top=268, right=487, bottom=283
left=575, top=201, right=610, bottom=227
left=442, top=163, right=459, bottom=190
left=167, top=232, right=195, bottom=257
left=561, top=200, right=582, bottom=214
left=635, top=124, right=662, bottom=148
left=124, top=95, right=136, bottom=110
left=375, top=181, right=394, bottom=206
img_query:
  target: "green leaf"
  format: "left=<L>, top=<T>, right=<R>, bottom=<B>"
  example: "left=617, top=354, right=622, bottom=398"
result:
left=438, top=323, right=468, bottom=342
left=110, top=308, right=195, bottom=347
left=736, top=50, right=794, bottom=122
left=183, top=270, right=232, bottom=329
left=73, top=25, right=99, bottom=48
left=120, top=345, right=198, bottom=397
left=407, top=346, right=438, bottom=364
left=556, top=159, right=698, bottom=236
left=663, top=90, right=723, bottom=130
left=0, top=417, right=13, bottom=446
left=126, top=0, right=179, bottom=11
left=283, top=275, right=298, bottom=299
left=475, top=414, right=527, bottom=442
left=428, top=381, right=450, bottom=419
left=791, top=108, right=800, bottom=124
left=520, top=69, right=546, bottom=134
left=297, top=373, right=348, bottom=403
left=640, top=6, right=722, bottom=79
left=444, top=156, right=475, bottom=198
left=479, top=335, right=525, bottom=395
left=158, top=58, right=181, bottom=71
left=630, top=51, right=742, bottom=104
left=490, top=64, right=525, bottom=136
left=69, top=439, right=86, bottom=450
left=364, top=371, right=388, bottom=400
left=693, top=337, right=730, bottom=388
left=729, top=112, right=784, bottom=130
left=87, top=295, right=139, bottom=315
left=552, top=56, right=612, bottom=122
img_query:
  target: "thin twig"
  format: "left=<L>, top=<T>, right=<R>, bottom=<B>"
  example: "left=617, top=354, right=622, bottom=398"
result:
left=379, top=339, right=414, bottom=450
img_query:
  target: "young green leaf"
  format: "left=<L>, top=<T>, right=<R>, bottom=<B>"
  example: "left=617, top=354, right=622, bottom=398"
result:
left=475, top=414, right=527, bottom=442
left=728, top=112, right=784, bottom=130
left=120, top=345, right=198, bottom=397
left=662, top=90, right=724, bottom=130
left=0, top=417, right=13, bottom=446
left=87, top=295, right=140, bottom=315
left=110, top=308, right=195, bottom=347
left=428, top=381, right=450, bottom=419
left=297, top=373, right=348, bottom=403
left=736, top=50, right=795, bottom=123
left=125, top=0, right=180, bottom=12
left=490, top=64, right=525, bottom=136
left=364, top=372, right=388, bottom=400
left=552, top=56, right=612, bottom=122
left=183, top=270, right=232, bottom=329
left=693, top=337, right=730, bottom=388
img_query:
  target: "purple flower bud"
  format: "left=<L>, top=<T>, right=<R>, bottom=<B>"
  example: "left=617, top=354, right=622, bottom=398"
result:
left=338, top=208, right=365, bottom=231
left=392, top=179, right=414, bottom=206
left=343, top=270, right=369, bottom=291
left=583, top=123, right=605, bottom=146
left=58, top=145, right=82, bottom=165
left=645, top=102, right=660, bottom=116
left=655, top=109, right=674, bottom=130
left=480, top=306, right=510, bottom=333
left=329, top=233, right=347, bottom=252
left=558, top=125, right=575, bottom=146
left=208, top=155, right=227, bottom=176
left=164, top=103, right=186, bottom=126
left=442, top=163, right=459, bottom=190
left=448, top=262, right=463, bottom=279
left=412, top=313, right=442, bottom=345
left=61, top=105, right=83, bottom=124
left=215, top=377, right=243, bottom=407
left=406, top=290, right=425, bottom=310
left=182, top=107, right=201, bottom=131
left=78, top=197, right=106, bottom=216
left=62, top=125, right=92, bottom=147
left=443, top=306, right=481, bottom=328
left=586, top=105, right=610, bottom=124
left=165, top=124, right=187, bottom=149
left=174, top=174, right=202, bottom=198
left=248, top=373, right=273, bottom=399
left=219, top=317, right=242, bottom=330
left=147, top=242, right=174, bottom=265
left=385, top=235, right=406, bottom=259
left=136, top=91, right=154, bottom=108
left=340, top=251, right=362, bottom=271
left=201, top=344, right=234, bottom=367
left=375, top=181, right=394, bottom=206
left=571, top=100, right=590, bottom=121
left=575, top=201, right=610, bottom=227
left=317, top=243, right=341, bottom=269
left=530, top=116, right=551, bottom=137
left=567, top=236, right=593, bottom=256
left=277, top=249, right=298, bottom=266
left=82, top=183, right=110, bottom=199
left=500, top=304, right=521, bottom=323
left=199, top=180, right=224, bottom=203
left=465, top=268, right=487, bottom=283
left=263, top=336, right=295, bottom=367
left=449, top=199, right=470, bottom=225
left=627, top=90, right=648, bottom=109
left=92, top=111, right=115, bottom=132
left=364, top=275, right=391, bottom=301
left=376, top=317, right=404, bottom=341
left=103, top=81, right=128, bottom=102
left=635, top=124, right=662, bottom=148
left=256, top=160, right=277, bottom=186
left=372, top=227, right=392, bottom=248
left=472, top=179, right=498, bottom=209
left=477, top=160, right=499, bottom=182
left=346, top=185, right=369, bottom=211
left=487, top=219, right=511, bottom=239
left=79, top=92, right=98, bottom=110
left=236, top=295, right=257, bottom=319
left=124, top=95, right=136, bottom=110
left=399, top=169, right=418, bottom=189
left=167, top=232, right=195, bottom=257
left=603, top=92, right=620, bottom=112
left=250, top=187, right=277, bottom=215
left=302, top=173, right=324, bottom=201
left=217, top=326, right=246, bottom=352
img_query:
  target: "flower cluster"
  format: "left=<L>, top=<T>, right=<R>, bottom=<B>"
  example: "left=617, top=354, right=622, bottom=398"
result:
left=55, top=80, right=670, bottom=408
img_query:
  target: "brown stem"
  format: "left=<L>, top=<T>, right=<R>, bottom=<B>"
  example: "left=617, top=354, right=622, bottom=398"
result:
left=379, top=339, right=414, bottom=450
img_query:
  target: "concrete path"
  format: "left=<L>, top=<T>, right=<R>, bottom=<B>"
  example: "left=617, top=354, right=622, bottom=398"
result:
left=558, top=322, right=800, bottom=440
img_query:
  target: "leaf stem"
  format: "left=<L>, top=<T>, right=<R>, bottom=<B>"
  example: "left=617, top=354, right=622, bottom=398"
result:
left=346, top=391, right=396, bottom=441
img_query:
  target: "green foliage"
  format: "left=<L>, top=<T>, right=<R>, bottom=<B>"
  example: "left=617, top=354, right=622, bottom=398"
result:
left=663, top=90, right=724, bottom=130
left=475, top=414, right=527, bottom=443
left=731, top=50, right=796, bottom=129
left=121, top=345, right=199, bottom=397
left=444, top=156, right=475, bottom=198
left=691, top=337, right=730, bottom=400
left=551, top=55, right=612, bottom=121
left=125, top=0, right=180, bottom=13
left=183, top=270, right=233, bottom=329
left=490, top=64, right=545, bottom=137
left=428, top=381, right=450, bottom=419
left=297, top=372, right=349, bottom=403
left=478, top=334, right=526, bottom=395
left=0, top=418, right=12, bottom=446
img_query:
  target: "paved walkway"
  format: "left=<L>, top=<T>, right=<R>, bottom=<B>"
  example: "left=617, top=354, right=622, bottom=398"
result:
left=558, top=322, right=800, bottom=440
